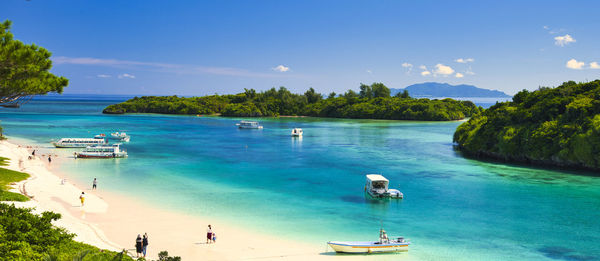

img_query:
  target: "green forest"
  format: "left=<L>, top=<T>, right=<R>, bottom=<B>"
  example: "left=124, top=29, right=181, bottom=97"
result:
left=454, top=80, right=600, bottom=171
left=103, top=83, right=481, bottom=121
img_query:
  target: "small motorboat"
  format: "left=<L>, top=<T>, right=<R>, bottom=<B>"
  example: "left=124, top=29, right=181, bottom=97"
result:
left=291, top=128, right=303, bottom=137
left=328, top=229, right=409, bottom=253
left=110, top=132, right=130, bottom=142
left=94, top=133, right=106, bottom=139
left=236, top=121, right=263, bottom=129
left=365, top=174, right=403, bottom=199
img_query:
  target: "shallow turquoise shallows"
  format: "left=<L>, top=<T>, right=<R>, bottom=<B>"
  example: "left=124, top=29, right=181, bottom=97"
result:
left=2, top=95, right=599, bottom=261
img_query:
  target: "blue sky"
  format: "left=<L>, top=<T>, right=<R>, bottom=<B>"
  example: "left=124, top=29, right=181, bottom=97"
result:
left=3, top=0, right=600, bottom=96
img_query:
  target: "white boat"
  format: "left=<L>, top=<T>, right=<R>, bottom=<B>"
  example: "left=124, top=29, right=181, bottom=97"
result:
left=53, top=138, right=107, bottom=148
left=110, top=132, right=130, bottom=142
left=94, top=133, right=106, bottom=139
left=291, top=128, right=303, bottom=137
left=74, top=144, right=128, bottom=158
left=328, top=229, right=409, bottom=253
left=365, top=174, right=403, bottom=199
left=236, top=121, right=263, bottom=129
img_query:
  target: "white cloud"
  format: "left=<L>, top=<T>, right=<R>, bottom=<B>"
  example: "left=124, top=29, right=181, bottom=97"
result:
left=366, top=69, right=373, bottom=74
left=455, top=58, right=474, bottom=63
left=590, top=62, right=600, bottom=69
left=543, top=25, right=549, bottom=30
left=96, top=74, right=111, bottom=78
left=272, top=65, right=290, bottom=72
left=401, top=63, right=413, bottom=74
left=554, top=34, right=575, bottom=47
left=419, top=65, right=427, bottom=70
left=421, top=71, right=431, bottom=76
left=52, top=56, right=288, bottom=78
left=434, top=64, right=455, bottom=76
left=566, top=59, right=585, bottom=70
left=118, top=73, right=136, bottom=79
left=455, top=73, right=464, bottom=78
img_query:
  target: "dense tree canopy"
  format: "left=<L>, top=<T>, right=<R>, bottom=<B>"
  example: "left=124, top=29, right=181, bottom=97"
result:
left=0, top=203, right=134, bottom=261
left=454, top=80, right=600, bottom=171
left=0, top=20, right=68, bottom=106
left=104, top=83, right=481, bottom=121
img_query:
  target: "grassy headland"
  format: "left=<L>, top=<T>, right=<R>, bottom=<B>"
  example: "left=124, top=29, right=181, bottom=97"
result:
left=454, top=80, right=600, bottom=171
left=0, top=156, right=29, bottom=201
left=103, top=83, right=481, bottom=121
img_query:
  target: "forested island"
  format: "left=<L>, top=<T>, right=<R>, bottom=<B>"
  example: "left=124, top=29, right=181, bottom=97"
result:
left=103, top=83, right=481, bottom=121
left=454, top=80, right=600, bottom=171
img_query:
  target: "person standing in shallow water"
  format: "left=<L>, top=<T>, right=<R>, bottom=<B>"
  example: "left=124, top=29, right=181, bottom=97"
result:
left=92, top=178, right=97, bottom=190
left=142, top=233, right=149, bottom=257
left=135, top=234, right=143, bottom=258
left=207, top=225, right=213, bottom=244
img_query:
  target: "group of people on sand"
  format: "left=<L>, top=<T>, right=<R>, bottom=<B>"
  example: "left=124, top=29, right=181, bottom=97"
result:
left=135, top=233, right=149, bottom=258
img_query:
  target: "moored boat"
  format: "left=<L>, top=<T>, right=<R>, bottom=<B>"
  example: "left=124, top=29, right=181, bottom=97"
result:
left=74, top=144, right=128, bottom=158
left=53, top=138, right=107, bottom=148
left=110, top=131, right=130, bottom=142
left=236, top=121, right=263, bottom=129
left=365, top=174, right=403, bottom=199
left=328, top=229, right=409, bottom=253
left=291, top=128, right=303, bottom=137
left=94, top=133, right=106, bottom=139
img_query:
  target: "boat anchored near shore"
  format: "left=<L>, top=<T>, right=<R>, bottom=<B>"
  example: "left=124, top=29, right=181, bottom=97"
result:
left=328, top=229, right=410, bottom=253
left=110, top=131, right=130, bottom=142
left=236, top=121, right=263, bottom=129
left=74, top=144, right=128, bottom=158
left=365, top=174, right=403, bottom=199
left=291, top=128, right=303, bottom=137
left=53, top=138, right=107, bottom=148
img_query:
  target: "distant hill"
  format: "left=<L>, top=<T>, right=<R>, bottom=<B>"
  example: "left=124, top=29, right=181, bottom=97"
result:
left=391, top=82, right=511, bottom=98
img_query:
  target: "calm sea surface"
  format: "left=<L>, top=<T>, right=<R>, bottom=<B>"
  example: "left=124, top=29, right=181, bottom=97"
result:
left=1, top=95, right=599, bottom=260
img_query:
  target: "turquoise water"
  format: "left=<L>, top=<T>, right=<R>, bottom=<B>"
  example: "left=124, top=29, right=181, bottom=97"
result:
left=2, top=96, right=599, bottom=260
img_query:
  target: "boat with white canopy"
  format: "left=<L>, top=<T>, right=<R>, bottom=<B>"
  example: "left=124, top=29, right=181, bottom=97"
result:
left=365, top=174, right=403, bottom=199
left=291, top=128, right=303, bottom=137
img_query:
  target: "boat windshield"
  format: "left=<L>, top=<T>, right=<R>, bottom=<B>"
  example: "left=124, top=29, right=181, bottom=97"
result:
left=372, top=181, right=387, bottom=189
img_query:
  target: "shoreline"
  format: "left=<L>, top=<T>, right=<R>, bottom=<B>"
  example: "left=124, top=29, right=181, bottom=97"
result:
left=0, top=138, right=376, bottom=260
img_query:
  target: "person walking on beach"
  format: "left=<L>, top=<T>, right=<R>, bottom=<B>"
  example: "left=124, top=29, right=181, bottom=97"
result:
left=31, top=150, right=35, bottom=156
left=92, top=178, right=97, bottom=190
left=48, top=155, right=51, bottom=164
left=135, top=234, right=143, bottom=258
left=207, top=225, right=213, bottom=244
left=142, top=233, right=149, bottom=257
left=79, top=192, right=85, bottom=206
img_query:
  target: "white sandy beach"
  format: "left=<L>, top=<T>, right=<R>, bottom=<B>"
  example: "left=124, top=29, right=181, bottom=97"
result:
left=1, top=139, right=391, bottom=260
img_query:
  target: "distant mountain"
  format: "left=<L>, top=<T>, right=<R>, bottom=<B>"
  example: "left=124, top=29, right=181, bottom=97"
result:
left=390, top=82, right=511, bottom=98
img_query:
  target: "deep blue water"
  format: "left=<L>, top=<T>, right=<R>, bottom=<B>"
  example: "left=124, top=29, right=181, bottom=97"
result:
left=1, top=95, right=599, bottom=260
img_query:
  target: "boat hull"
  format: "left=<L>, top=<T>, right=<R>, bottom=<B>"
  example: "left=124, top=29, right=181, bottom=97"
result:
left=366, top=191, right=403, bottom=199
left=328, top=241, right=409, bottom=253
left=75, top=153, right=127, bottom=158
